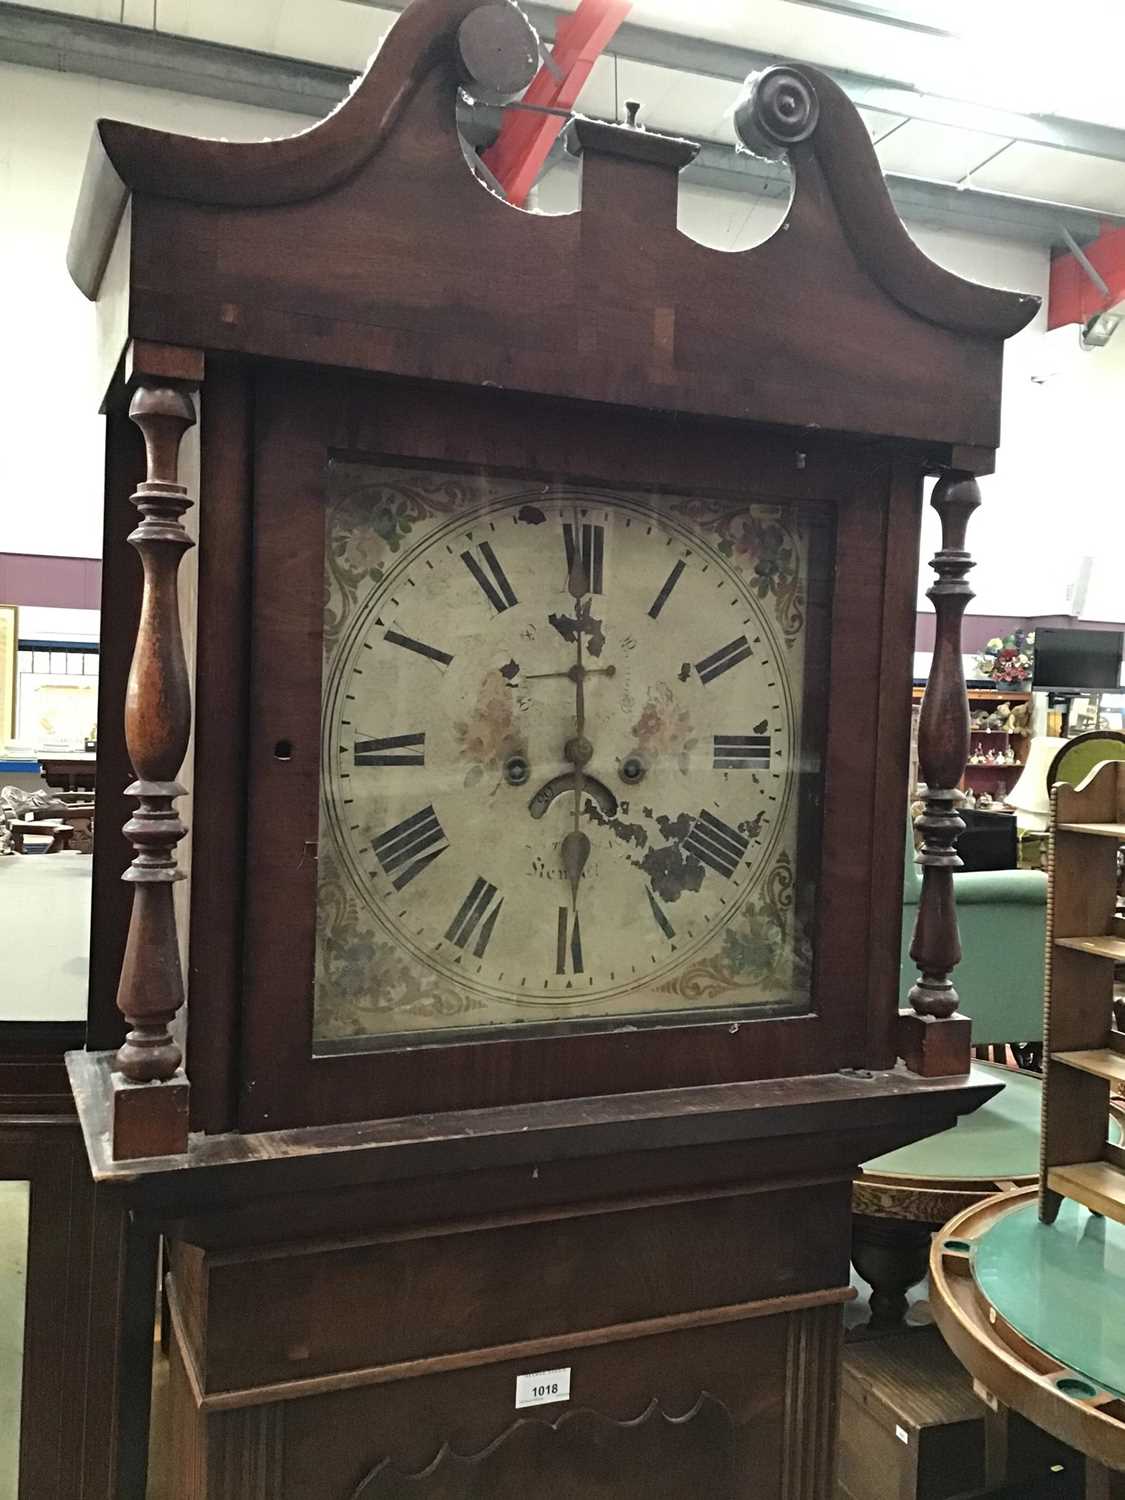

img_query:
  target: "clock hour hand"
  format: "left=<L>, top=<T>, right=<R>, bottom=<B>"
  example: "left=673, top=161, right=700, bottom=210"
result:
left=560, top=827, right=590, bottom=906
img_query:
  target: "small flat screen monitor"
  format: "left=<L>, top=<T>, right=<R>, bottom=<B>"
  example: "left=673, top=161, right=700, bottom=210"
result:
left=1032, top=628, right=1124, bottom=693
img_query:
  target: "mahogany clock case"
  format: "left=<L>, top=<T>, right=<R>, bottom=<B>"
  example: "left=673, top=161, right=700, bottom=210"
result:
left=177, top=363, right=921, bottom=1134
left=54, top=6, right=1038, bottom=1494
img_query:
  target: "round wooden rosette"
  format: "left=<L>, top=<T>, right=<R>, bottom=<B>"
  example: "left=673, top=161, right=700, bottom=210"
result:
left=929, top=1186, right=1125, bottom=1471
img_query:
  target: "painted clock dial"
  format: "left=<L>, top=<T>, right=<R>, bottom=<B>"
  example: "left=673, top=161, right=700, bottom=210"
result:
left=314, top=463, right=830, bottom=1045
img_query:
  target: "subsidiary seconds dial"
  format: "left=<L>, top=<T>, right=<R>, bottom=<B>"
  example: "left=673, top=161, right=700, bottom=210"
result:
left=320, top=490, right=799, bottom=1011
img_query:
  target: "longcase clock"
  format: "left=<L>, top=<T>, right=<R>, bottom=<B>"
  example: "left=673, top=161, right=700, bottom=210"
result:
left=64, top=1, right=1037, bottom=1494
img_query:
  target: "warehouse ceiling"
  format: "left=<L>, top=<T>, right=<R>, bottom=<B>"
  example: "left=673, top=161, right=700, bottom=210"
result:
left=6, top=0, right=1125, bottom=243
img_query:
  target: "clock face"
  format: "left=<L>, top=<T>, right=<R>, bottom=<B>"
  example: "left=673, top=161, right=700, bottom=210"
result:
left=314, top=463, right=830, bottom=1046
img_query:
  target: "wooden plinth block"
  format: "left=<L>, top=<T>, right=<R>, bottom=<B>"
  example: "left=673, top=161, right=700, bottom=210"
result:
left=111, top=1068, right=190, bottom=1159
left=125, top=340, right=205, bottom=387
left=898, top=1011, right=971, bottom=1078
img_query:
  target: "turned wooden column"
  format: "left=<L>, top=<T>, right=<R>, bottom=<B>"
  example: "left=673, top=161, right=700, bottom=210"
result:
left=899, top=471, right=978, bottom=1077
left=111, top=380, right=197, bottom=1157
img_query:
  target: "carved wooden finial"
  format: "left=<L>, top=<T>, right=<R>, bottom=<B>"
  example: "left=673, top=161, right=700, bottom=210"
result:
left=733, top=65, right=821, bottom=161
left=113, top=383, right=196, bottom=1111
left=900, top=470, right=980, bottom=1075
left=456, top=2, right=538, bottom=100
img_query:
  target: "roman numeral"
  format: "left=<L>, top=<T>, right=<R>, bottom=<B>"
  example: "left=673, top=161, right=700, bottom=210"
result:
left=647, top=887, right=675, bottom=941
left=461, top=541, right=517, bottom=614
left=713, top=734, right=771, bottom=770
left=555, top=906, right=584, bottom=975
left=354, top=732, right=425, bottom=767
left=372, top=805, right=448, bottom=890
left=563, top=520, right=604, bottom=594
left=695, top=635, right=752, bottom=686
left=648, top=559, right=686, bottom=619
left=445, top=877, right=504, bottom=958
left=683, top=810, right=750, bottom=880
left=384, top=629, right=453, bottom=667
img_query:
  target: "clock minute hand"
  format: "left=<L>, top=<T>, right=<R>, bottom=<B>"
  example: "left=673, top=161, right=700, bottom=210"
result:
left=567, top=511, right=590, bottom=753
left=561, top=602, right=592, bottom=901
left=561, top=513, right=592, bottom=908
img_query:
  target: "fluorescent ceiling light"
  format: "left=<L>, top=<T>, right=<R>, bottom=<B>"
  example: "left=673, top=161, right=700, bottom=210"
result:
left=913, top=2, right=1125, bottom=119
left=783, top=0, right=1125, bottom=124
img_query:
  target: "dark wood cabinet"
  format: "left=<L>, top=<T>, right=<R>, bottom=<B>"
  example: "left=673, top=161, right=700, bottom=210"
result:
left=62, top=1, right=1037, bottom=1492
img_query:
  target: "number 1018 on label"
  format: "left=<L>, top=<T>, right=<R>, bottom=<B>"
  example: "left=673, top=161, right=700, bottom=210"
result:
left=514, top=1366, right=572, bottom=1409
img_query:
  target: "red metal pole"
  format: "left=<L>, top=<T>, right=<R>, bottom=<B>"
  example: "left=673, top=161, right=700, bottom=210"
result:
left=1049, top=224, right=1125, bottom=329
left=481, top=0, right=634, bottom=207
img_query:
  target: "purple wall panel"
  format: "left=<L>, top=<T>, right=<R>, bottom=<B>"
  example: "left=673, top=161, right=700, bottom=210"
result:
left=0, top=553, right=102, bottom=610
left=915, top=613, right=1125, bottom=652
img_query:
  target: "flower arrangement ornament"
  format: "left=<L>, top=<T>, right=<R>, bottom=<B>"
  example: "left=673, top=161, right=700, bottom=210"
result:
left=975, top=630, right=1035, bottom=685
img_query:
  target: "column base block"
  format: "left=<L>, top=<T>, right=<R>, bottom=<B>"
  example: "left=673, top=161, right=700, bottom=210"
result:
left=897, top=1011, right=971, bottom=1078
left=111, top=1069, right=190, bottom=1160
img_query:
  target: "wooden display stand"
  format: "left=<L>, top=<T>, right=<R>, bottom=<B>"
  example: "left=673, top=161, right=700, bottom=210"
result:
left=931, top=1189, right=1125, bottom=1493
left=928, top=761, right=1125, bottom=1491
left=62, top=1, right=1038, bottom=1494
left=1041, top=758, right=1125, bottom=1224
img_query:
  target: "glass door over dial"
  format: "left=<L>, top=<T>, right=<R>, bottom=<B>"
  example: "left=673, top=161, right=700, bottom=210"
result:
left=315, top=464, right=832, bottom=1048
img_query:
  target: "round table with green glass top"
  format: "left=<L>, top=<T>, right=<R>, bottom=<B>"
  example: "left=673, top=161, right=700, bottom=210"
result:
left=851, top=1062, right=1125, bottom=1331
left=931, top=1186, right=1125, bottom=1486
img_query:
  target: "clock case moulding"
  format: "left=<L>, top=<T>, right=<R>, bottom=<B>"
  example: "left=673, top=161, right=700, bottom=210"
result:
left=64, top=0, right=1036, bottom=1163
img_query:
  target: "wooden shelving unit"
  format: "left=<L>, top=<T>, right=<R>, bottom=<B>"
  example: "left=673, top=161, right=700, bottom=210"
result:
left=1040, top=759, right=1125, bottom=1224
left=913, top=685, right=1030, bottom=798
left=912, top=687, right=1031, bottom=705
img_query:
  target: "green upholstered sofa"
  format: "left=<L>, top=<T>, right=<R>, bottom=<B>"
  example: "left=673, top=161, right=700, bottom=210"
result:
left=901, top=823, right=1047, bottom=1047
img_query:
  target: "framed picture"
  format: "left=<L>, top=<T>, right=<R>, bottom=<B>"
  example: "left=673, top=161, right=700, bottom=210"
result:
left=0, top=606, right=17, bottom=742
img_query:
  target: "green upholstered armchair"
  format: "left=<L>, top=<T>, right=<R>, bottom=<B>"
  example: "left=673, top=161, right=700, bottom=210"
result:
left=901, top=820, right=1047, bottom=1048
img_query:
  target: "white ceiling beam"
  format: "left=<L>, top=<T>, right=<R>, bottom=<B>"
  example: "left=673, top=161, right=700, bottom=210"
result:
left=779, top=0, right=954, bottom=37
left=0, top=4, right=1113, bottom=248
left=0, top=2, right=344, bottom=114
left=403, top=0, right=1125, bottom=164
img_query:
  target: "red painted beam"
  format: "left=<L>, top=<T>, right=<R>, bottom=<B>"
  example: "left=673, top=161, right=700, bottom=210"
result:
left=1049, top=224, right=1125, bottom=329
left=481, top=0, right=633, bottom=208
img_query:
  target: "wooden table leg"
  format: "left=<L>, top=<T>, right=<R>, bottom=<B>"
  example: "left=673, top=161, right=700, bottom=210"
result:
left=1087, top=1459, right=1125, bottom=1499
left=983, top=1400, right=1010, bottom=1487
left=850, top=1214, right=933, bottom=1331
